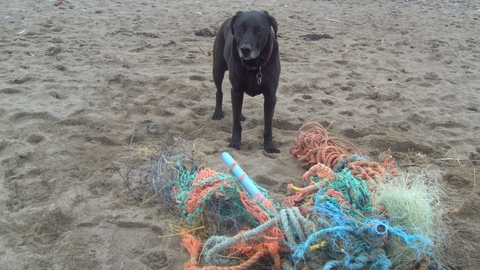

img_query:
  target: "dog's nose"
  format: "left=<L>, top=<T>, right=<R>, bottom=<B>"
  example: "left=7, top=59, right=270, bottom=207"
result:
left=240, top=45, right=252, bottom=56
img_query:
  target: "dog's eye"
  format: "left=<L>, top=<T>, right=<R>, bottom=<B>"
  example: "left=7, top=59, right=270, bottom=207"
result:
left=237, top=27, right=243, bottom=32
left=257, top=28, right=264, bottom=34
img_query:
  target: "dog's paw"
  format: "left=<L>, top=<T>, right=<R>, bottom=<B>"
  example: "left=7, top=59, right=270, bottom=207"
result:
left=228, top=141, right=241, bottom=150
left=212, top=111, right=224, bottom=120
left=264, top=141, right=280, bottom=153
left=228, top=136, right=241, bottom=150
left=240, top=114, right=246, bottom=121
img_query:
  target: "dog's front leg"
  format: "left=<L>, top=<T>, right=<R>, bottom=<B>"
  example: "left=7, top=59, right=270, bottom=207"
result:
left=212, top=67, right=225, bottom=120
left=229, top=88, right=244, bottom=150
left=263, top=93, right=280, bottom=153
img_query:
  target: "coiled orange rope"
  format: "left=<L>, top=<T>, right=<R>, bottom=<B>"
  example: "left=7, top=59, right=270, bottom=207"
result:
left=286, top=122, right=399, bottom=213
left=289, top=122, right=362, bottom=169
left=348, top=155, right=398, bottom=185
left=289, top=122, right=398, bottom=187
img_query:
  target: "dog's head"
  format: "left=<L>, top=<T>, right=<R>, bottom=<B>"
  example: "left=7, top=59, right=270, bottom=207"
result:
left=230, top=11, right=278, bottom=60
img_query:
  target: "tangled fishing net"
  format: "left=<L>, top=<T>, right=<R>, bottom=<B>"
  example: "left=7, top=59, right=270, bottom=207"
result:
left=114, top=121, right=454, bottom=270
left=112, top=122, right=196, bottom=212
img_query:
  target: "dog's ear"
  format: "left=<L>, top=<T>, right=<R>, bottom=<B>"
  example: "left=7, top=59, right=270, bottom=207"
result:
left=230, top=11, right=243, bottom=35
left=268, top=15, right=278, bottom=39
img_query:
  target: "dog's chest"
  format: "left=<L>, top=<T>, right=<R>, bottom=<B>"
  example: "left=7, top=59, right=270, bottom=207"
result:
left=244, top=75, right=264, bottom=97
left=230, top=69, right=266, bottom=97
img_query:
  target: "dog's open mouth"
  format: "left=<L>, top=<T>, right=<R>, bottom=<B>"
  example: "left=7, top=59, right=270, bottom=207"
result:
left=238, top=48, right=259, bottom=61
left=238, top=52, right=253, bottom=60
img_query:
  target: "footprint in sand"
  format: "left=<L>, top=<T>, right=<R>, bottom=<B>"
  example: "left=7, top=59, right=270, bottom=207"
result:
left=26, top=134, right=45, bottom=145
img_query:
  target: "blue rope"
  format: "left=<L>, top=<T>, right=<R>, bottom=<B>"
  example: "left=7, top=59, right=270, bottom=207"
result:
left=388, top=225, right=435, bottom=259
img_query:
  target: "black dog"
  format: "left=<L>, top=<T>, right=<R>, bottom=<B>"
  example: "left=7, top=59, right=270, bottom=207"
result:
left=212, top=11, right=280, bottom=153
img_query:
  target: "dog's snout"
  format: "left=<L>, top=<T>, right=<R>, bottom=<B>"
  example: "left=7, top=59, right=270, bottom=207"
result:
left=239, top=44, right=258, bottom=59
left=240, top=45, right=252, bottom=56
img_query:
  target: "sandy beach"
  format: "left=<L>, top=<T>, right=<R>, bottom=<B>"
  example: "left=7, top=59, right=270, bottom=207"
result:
left=1, top=0, right=479, bottom=269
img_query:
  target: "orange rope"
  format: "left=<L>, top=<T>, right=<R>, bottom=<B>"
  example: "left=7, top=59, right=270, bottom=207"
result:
left=187, top=168, right=224, bottom=213
left=381, top=155, right=399, bottom=176
left=184, top=249, right=273, bottom=270
left=282, top=193, right=303, bottom=208
left=239, top=190, right=270, bottom=224
left=183, top=168, right=285, bottom=270
left=186, top=180, right=225, bottom=213
left=231, top=235, right=282, bottom=269
left=239, top=190, right=284, bottom=238
left=192, top=168, right=218, bottom=184
left=347, top=161, right=383, bottom=186
left=283, top=184, right=320, bottom=208
left=302, top=163, right=334, bottom=185
left=182, top=229, right=284, bottom=270
left=284, top=155, right=335, bottom=208
left=290, top=122, right=362, bottom=169
left=181, top=229, right=203, bottom=269
left=347, top=156, right=399, bottom=185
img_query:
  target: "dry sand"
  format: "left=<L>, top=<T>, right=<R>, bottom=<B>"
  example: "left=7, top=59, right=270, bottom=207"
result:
left=1, top=0, right=479, bottom=269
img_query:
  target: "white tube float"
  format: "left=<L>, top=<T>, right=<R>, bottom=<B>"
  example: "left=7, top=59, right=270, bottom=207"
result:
left=221, top=152, right=265, bottom=202
left=363, top=223, right=388, bottom=237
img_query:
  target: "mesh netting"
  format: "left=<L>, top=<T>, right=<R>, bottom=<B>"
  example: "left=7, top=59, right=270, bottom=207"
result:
left=112, top=122, right=196, bottom=213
